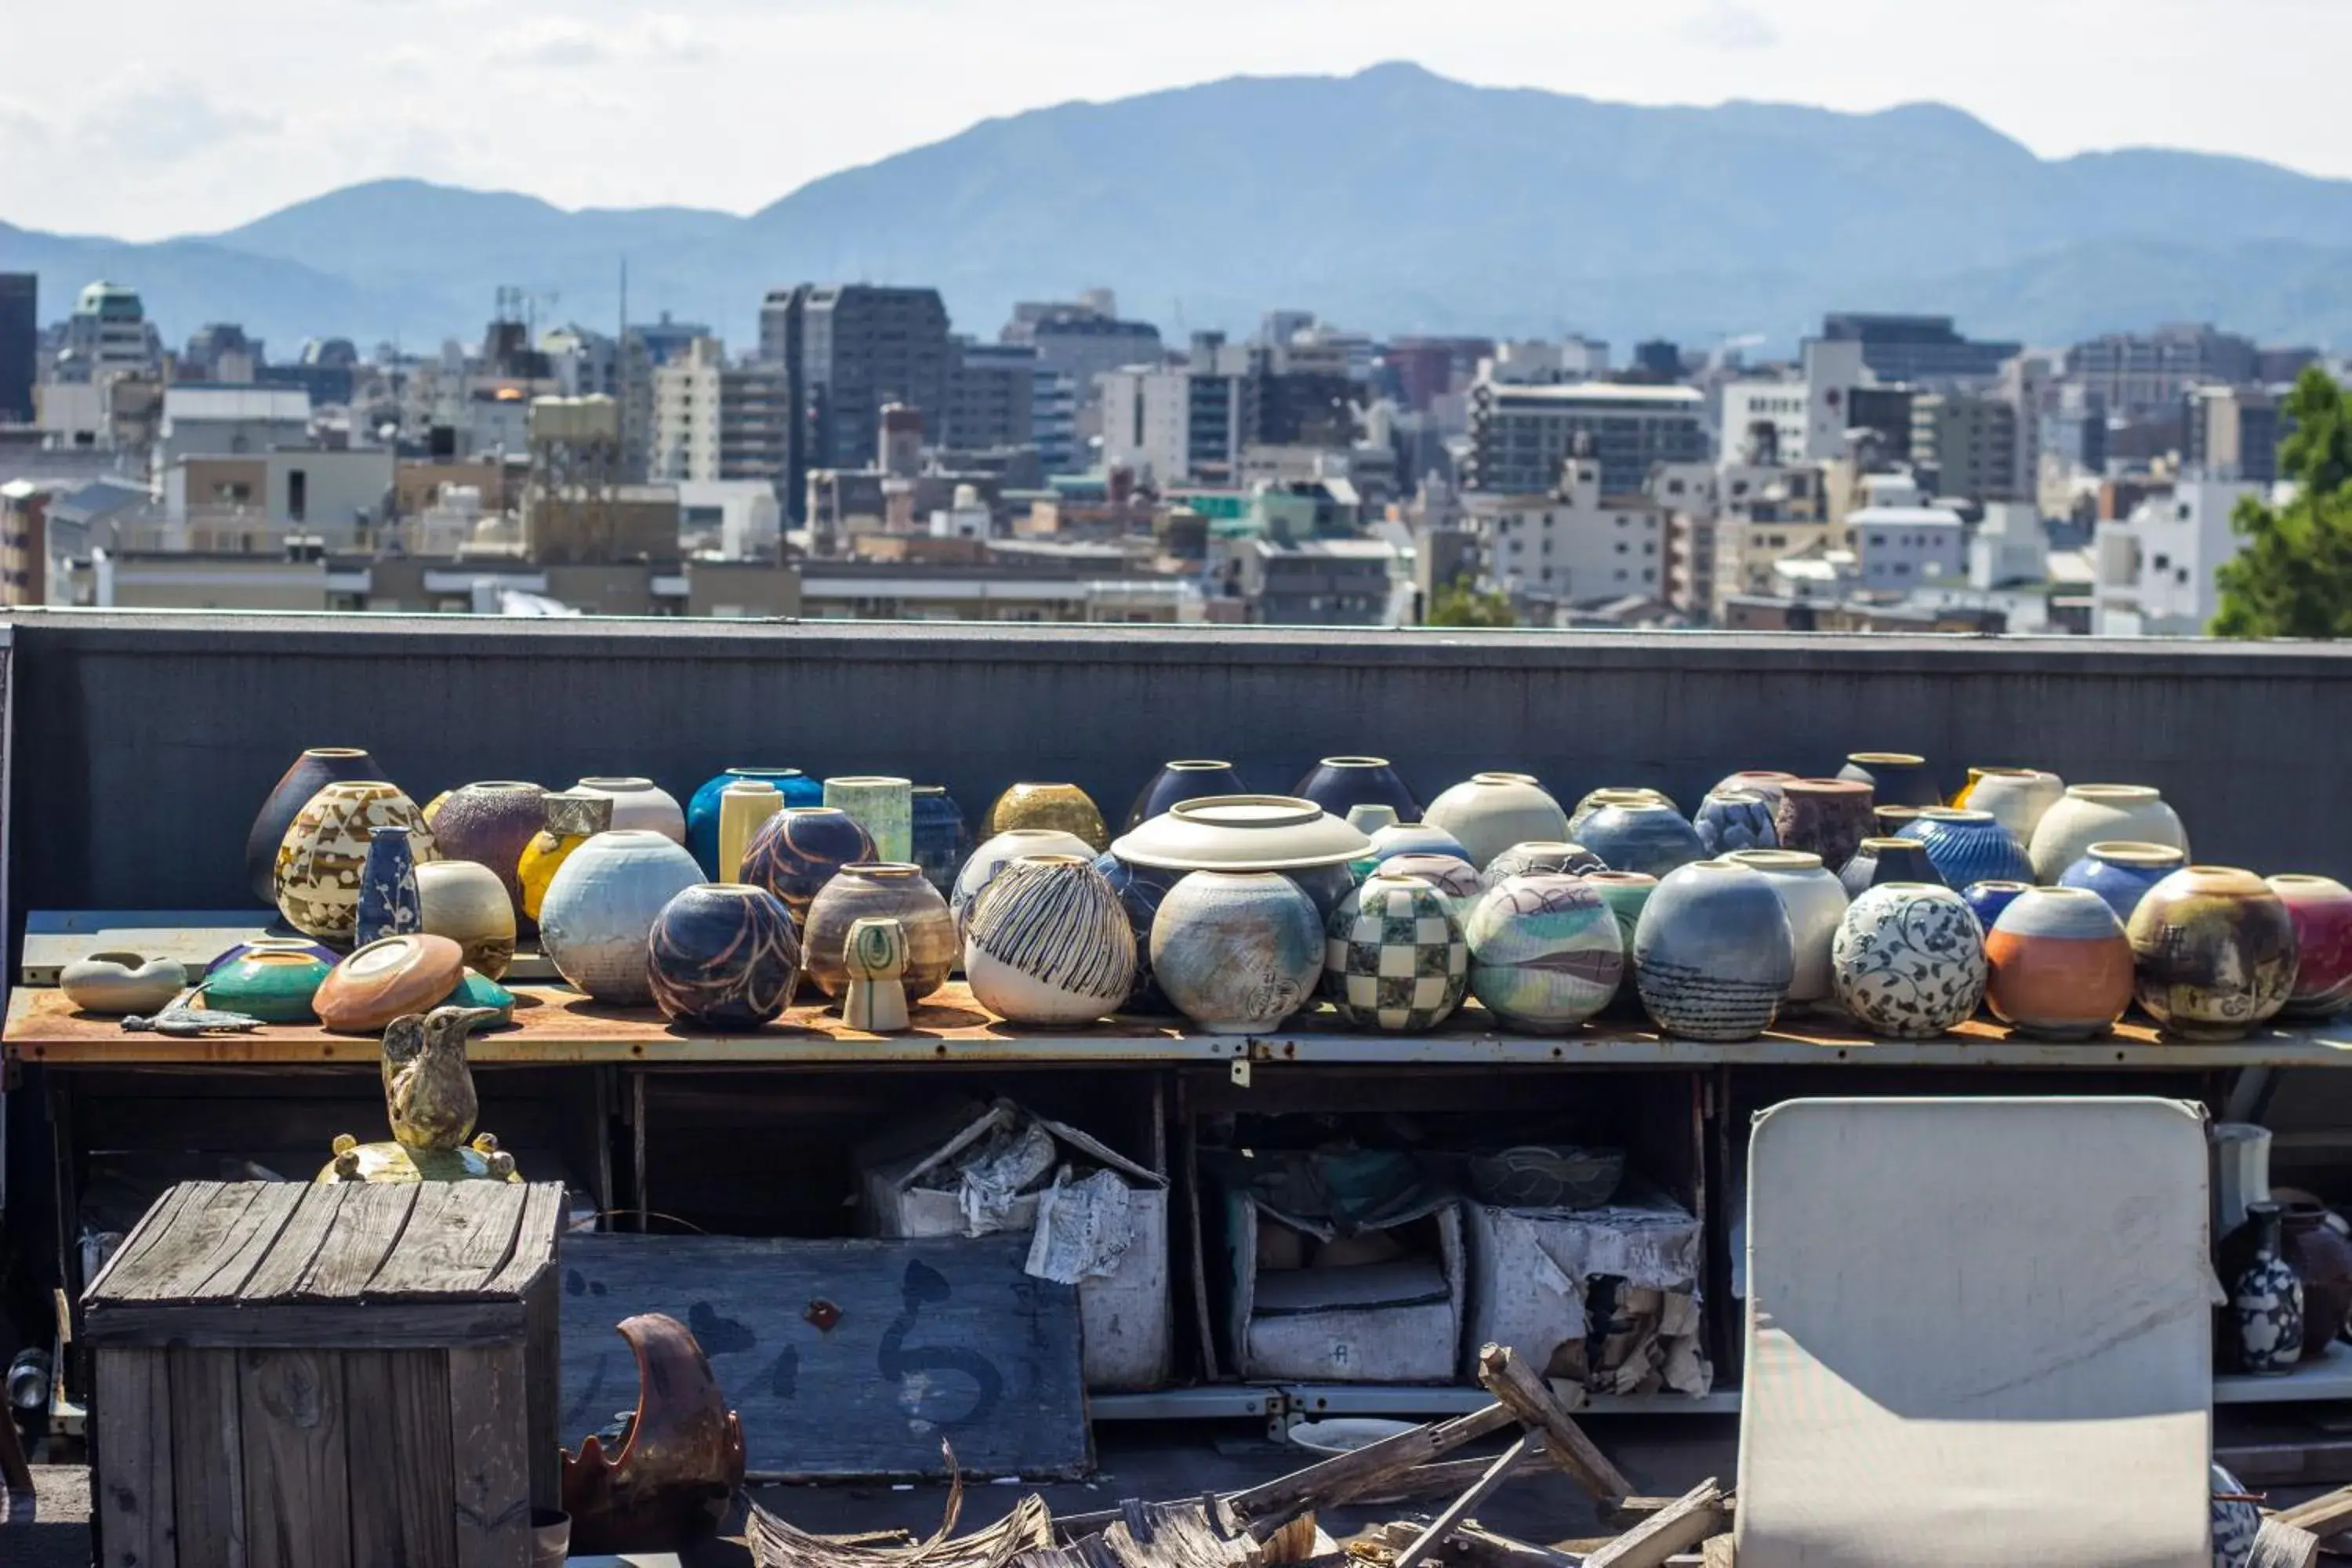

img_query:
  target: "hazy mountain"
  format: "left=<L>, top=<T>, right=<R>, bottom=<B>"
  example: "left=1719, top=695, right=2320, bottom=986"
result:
left=7, top=62, right=2352, bottom=354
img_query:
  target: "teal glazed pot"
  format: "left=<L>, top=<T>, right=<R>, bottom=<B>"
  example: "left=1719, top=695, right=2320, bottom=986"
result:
left=1632, top=860, right=1794, bottom=1041
left=2059, top=841, right=2186, bottom=925
left=1586, top=870, right=1657, bottom=1017
left=741, top=806, right=877, bottom=922
left=687, top=768, right=820, bottom=877
left=1095, top=852, right=1183, bottom=1014
left=1293, top=757, right=1421, bottom=825
left=1576, top=800, right=1706, bottom=879
left=205, top=948, right=332, bottom=1023
left=243, top=746, right=382, bottom=906
left=1897, top=808, right=2031, bottom=891
left=647, top=882, right=803, bottom=1030
left=1839, top=837, right=1944, bottom=898
left=1837, top=752, right=1944, bottom=809
left=909, top=786, right=971, bottom=896
left=1128, top=760, right=1247, bottom=830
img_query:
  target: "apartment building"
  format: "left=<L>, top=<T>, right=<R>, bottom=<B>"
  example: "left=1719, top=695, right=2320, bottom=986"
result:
left=1463, top=442, right=1665, bottom=608
left=2092, top=478, right=2265, bottom=635
left=760, top=284, right=953, bottom=516
left=651, top=339, right=787, bottom=487
left=1465, top=380, right=1706, bottom=495
left=1911, top=394, right=2020, bottom=501
left=2066, top=324, right=2259, bottom=416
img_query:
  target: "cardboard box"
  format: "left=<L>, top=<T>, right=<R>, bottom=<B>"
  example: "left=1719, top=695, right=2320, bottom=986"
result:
left=1221, top=1187, right=1465, bottom=1383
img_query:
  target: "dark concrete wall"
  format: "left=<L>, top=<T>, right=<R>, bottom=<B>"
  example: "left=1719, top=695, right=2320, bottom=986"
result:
left=12, top=610, right=2352, bottom=913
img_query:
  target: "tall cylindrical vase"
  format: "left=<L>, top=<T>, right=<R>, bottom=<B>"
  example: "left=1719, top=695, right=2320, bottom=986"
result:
left=826, top=775, right=914, bottom=863
left=2212, top=1123, right=2274, bottom=1244
left=717, top=781, right=784, bottom=884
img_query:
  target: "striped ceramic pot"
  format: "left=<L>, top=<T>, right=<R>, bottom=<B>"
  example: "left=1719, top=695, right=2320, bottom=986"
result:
left=1983, top=886, right=2132, bottom=1040
left=275, top=781, right=439, bottom=942
left=1898, top=808, right=2032, bottom=890
left=964, top=855, right=1136, bottom=1026
left=1632, top=860, right=1793, bottom=1041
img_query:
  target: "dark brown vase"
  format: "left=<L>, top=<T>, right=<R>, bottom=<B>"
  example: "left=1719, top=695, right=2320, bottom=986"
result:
left=1771, top=778, right=1875, bottom=875
left=2283, top=1204, right=2352, bottom=1357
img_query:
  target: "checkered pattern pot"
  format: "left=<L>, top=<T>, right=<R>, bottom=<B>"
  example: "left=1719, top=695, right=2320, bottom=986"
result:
left=1324, top=872, right=1470, bottom=1032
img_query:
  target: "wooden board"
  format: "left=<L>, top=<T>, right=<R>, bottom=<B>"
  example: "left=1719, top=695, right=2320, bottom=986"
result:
left=239, top=1348, right=352, bottom=1568
left=556, top=1232, right=1091, bottom=1482
left=344, top=1349, right=459, bottom=1568
left=167, top=1348, right=247, bottom=1568
left=94, top=1346, right=176, bottom=1568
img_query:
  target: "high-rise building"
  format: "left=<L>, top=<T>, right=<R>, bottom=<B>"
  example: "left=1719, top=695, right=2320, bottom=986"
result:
left=2186, top=385, right=2288, bottom=484
left=0, top=274, right=34, bottom=423
left=943, top=339, right=1037, bottom=451
left=1818, top=314, right=2021, bottom=387
left=2065, top=324, right=2259, bottom=416
left=1911, top=394, right=2020, bottom=502
left=652, top=338, right=788, bottom=486
left=617, top=313, right=711, bottom=483
left=1465, top=381, right=1706, bottom=496
left=1003, top=299, right=1163, bottom=387
left=761, top=284, right=952, bottom=517
left=56, top=281, right=160, bottom=383
left=1098, top=365, right=1241, bottom=485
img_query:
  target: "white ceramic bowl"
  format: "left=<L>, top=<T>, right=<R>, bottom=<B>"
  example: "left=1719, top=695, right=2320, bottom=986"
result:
left=1109, top=795, right=1370, bottom=872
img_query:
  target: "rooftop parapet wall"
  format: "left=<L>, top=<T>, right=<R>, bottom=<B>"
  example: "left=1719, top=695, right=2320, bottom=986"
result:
left=9, top=610, right=2352, bottom=911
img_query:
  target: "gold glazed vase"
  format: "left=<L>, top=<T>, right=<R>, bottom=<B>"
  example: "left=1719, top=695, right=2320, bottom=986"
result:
left=985, top=782, right=1111, bottom=852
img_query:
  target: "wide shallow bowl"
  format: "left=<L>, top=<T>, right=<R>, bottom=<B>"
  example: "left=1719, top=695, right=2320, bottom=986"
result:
left=1467, top=1145, right=1626, bottom=1209
left=1111, top=795, right=1371, bottom=873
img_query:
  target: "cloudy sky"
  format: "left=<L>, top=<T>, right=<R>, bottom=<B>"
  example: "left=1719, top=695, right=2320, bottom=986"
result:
left=1, top=0, right=2341, bottom=239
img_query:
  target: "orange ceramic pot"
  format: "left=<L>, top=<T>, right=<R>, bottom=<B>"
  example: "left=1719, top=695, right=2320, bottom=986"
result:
left=1983, top=886, right=2132, bottom=1040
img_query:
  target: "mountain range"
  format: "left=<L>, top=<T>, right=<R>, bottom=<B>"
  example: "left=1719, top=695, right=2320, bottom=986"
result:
left=6, top=62, right=2352, bottom=357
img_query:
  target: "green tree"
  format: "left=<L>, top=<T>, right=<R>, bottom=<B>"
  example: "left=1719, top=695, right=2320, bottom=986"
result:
left=2212, top=367, right=2352, bottom=637
left=1427, top=575, right=1517, bottom=628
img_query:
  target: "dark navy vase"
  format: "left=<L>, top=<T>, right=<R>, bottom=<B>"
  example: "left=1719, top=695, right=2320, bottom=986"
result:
left=1127, top=760, right=1246, bottom=829
left=354, top=823, right=423, bottom=948
left=909, top=786, right=971, bottom=896
left=1293, top=757, right=1421, bottom=823
left=686, top=768, right=822, bottom=877
left=1095, top=852, right=1181, bottom=1014
left=1838, top=837, right=1944, bottom=899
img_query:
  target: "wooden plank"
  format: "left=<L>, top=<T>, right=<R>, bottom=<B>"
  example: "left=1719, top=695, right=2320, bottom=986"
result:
left=449, top=1345, right=532, bottom=1568
left=481, top=1184, right=566, bottom=1297
left=291, top=1183, right=419, bottom=1301
left=238, top=1348, right=352, bottom=1568
left=1476, top=1343, right=1633, bottom=1507
left=521, top=1268, right=561, bottom=1512
left=1392, top=1436, right=1532, bottom=1568
left=95, top=1347, right=176, bottom=1568
left=186, top=1185, right=308, bottom=1301
left=1228, top=1403, right=1516, bottom=1526
left=85, top=1181, right=200, bottom=1301
left=557, top=1231, right=1089, bottom=1480
left=2249, top=1517, right=2321, bottom=1568
left=1583, top=1479, right=1726, bottom=1568
left=99, top=1184, right=268, bottom=1303
left=347, top=1350, right=458, bottom=1568
left=2273, top=1479, right=2352, bottom=1536
left=234, top=1185, right=349, bottom=1301
left=365, top=1184, right=529, bottom=1298
left=85, top=1299, right=526, bottom=1348
left=167, top=1349, right=245, bottom=1568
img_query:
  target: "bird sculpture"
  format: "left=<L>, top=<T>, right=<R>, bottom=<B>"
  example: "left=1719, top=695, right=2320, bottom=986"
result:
left=120, top=986, right=264, bottom=1036
left=319, top=1004, right=519, bottom=1183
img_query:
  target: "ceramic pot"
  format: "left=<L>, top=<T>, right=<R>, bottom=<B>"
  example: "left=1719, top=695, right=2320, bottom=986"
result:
left=1095, top=853, right=1181, bottom=1014
left=572, top=776, right=687, bottom=843
left=1375, top=851, right=1486, bottom=927
left=2281, top=1205, right=2352, bottom=1358
left=1128, top=760, right=1246, bottom=829
left=1955, top=768, right=2065, bottom=844
left=518, top=791, right=613, bottom=924
left=1566, top=788, right=1675, bottom=840
left=539, top=830, right=703, bottom=1004
left=2127, top=866, right=2297, bottom=1040
left=1577, top=801, right=1707, bottom=878
left=1110, top=795, right=1369, bottom=873
left=2212, top=1463, right=2262, bottom=1568
left=2059, top=841, right=2187, bottom=924
left=1482, top=840, right=1606, bottom=888
left=1871, top=805, right=1925, bottom=837
left=909, top=786, right=971, bottom=896
left=1465, top=873, right=1624, bottom=1032
left=804, top=863, right=956, bottom=1003
left=1831, top=882, right=1989, bottom=1038
left=2226, top=1202, right=2304, bottom=1375
left=964, top=855, right=1136, bottom=1026
left=1323, top=870, right=1471, bottom=1032
left=716, top=782, right=784, bottom=884
left=1983, top=886, right=2132, bottom=1040
left=685, top=768, right=819, bottom=876
left=2027, top=784, right=2187, bottom=884
left=985, top=782, right=1110, bottom=852
left=429, top=782, right=547, bottom=928
left=1962, top=880, right=2032, bottom=933
left=1149, top=870, right=1323, bottom=1033
left=414, top=859, right=519, bottom=980
left=314, top=934, right=467, bottom=1033
left=202, top=949, right=330, bottom=1024
left=60, top=952, right=187, bottom=1015
left=1632, top=860, right=1793, bottom=1041
left=1293, top=757, right=1420, bottom=824
left=2267, top=874, right=2352, bottom=1018
left=1898, top=808, right=2033, bottom=890
left=2212, top=1122, right=2274, bottom=1243
left=826, top=775, right=915, bottom=864
left=1287, top=863, right=1357, bottom=923
left=647, top=883, right=802, bottom=1030
left=1710, top=771, right=1796, bottom=810
left=952, top=827, right=1096, bottom=928
left=1838, top=837, right=1943, bottom=898
left=442, top=968, right=518, bottom=1023
left=742, top=807, right=878, bottom=922
left=1771, top=779, right=1875, bottom=873
left=245, top=747, right=382, bottom=907
left=203, top=937, right=338, bottom=976
left=1586, top=871, right=1657, bottom=1017
left=354, top=824, right=424, bottom=949
left=1837, top=752, right=1942, bottom=808
left=1367, top=822, right=1474, bottom=868
left=1693, top=789, right=1778, bottom=856
left=1724, top=849, right=1847, bottom=1007
left=274, top=781, right=438, bottom=943
left=1424, top=772, right=1569, bottom=870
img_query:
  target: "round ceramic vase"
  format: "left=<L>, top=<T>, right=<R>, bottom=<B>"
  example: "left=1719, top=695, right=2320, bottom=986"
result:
left=413, top=859, right=518, bottom=980
left=60, top=953, right=187, bottom=1015
left=1323, top=871, right=1471, bottom=1033
left=1095, top=852, right=1182, bottom=1014
left=826, top=775, right=915, bottom=864
left=538, top=829, right=704, bottom=1004
left=1693, top=789, right=1778, bottom=856
left=964, top=855, right=1136, bottom=1026
left=803, top=863, right=957, bottom=1003
left=1898, top=808, right=2033, bottom=890
left=203, top=949, right=332, bottom=1024
left=1962, top=880, right=2033, bottom=933
left=686, top=768, right=819, bottom=877
left=1837, top=752, right=1942, bottom=809
left=646, top=883, right=802, bottom=1030
left=1981, top=886, right=2132, bottom=1040
left=2127, top=866, right=2297, bottom=1040
left=1293, top=757, right=1420, bottom=824
left=909, top=786, right=971, bottom=896
left=245, top=747, right=384, bottom=907
left=518, top=791, right=613, bottom=924
left=2027, top=784, right=2187, bottom=884
left=1586, top=870, right=1657, bottom=1013
left=1128, top=760, right=1246, bottom=830
left=953, top=827, right=1098, bottom=928
left=274, top=781, right=438, bottom=943
left=2058, top=841, right=2187, bottom=924
left=985, top=782, right=1110, bottom=852
left=314, top=934, right=467, bottom=1033
left=1711, top=771, right=1797, bottom=810
left=1367, top=822, right=1474, bottom=868
left=1839, top=837, right=1944, bottom=898
left=1423, top=773, right=1570, bottom=870
left=1831, top=883, right=1989, bottom=1039
left=1955, top=768, right=2065, bottom=844
left=1463, top=873, right=1623, bottom=1032
left=2268, top=874, right=2352, bottom=1018
left=427, top=782, right=547, bottom=927
left=1567, top=788, right=1675, bottom=840
left=1725, top=849, right=1848, bottom=1007
left=1481, top=841, right=1606, bottom=888
left=572, top=776, right=687, bottom=843
left=1287, top=863, right=1357, bottom=924
left=1632, top=860, right=1794, bottom=1041
left=1770, top=779, right=1876, bottom=873
left=742, top=806, right=878, bottom=922
left=1149, top=870, right=1323, bottom=1033
left=1576, top=801, right=1707, bottom=879
left=1375, top=852, right=1485, bottom=927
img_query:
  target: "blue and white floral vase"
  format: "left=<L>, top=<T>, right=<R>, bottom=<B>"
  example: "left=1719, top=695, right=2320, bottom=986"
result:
left=2228, top=1200, right=2305, bottom=1377
left=1830, top=881, right=1987, bottom=1038
left=354, top=823, right=423, bottom=949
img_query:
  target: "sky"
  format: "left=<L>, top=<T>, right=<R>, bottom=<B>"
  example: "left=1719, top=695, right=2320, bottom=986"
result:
left=1, top=0, right=2344, bottom=240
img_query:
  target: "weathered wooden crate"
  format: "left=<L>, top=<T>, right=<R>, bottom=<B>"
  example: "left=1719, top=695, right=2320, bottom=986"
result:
left=83, top=1179, right=565, bottom=1568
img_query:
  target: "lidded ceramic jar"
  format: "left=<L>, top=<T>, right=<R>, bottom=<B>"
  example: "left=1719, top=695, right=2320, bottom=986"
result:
left=427, top=782, right=547, bottom=927
left=685, top=768, right=820, bottom=876
left=1149, top=870, right=1323, bottom=1034
left=2027, top=784, right=2187, bottom=884
left=1770, top=779, right=1875, bottom=873
left=2267, top=874, right=2352, bottom=1018
left=1955, top=768, right=2064, bottom=844
left=2058, top=841, right=2186, bottom=924
left=1323, top=870, right=1471, bottom=1033
left=1128, top=760, right=1246, bottom=830
left=1693, top=789, right=1779, bottom=856
left=1982, top=886, right=2132, bottom=1041
left=985, top=782, right=1110, bottom=852
left=1576, top=800, right=1707, bottom=879
left=1481, top=840, right=1606, bottom=888
left=804, top=863, right=957, bottom=1003
left=572, top=776, right=687, bottom=843
left=413, top=858, right=518, bottom=980
left=953, top=827, right=1097, bottom=929
left=1632, top=860, right=1793, bottom=1041
left=647, top=882, right=802, bottom=1030
left=245, top=747, right=382, bottom=906
left=274, top=781, right=438, bottom=943
left=742, top=806, right=877, bottom=922
left=1724, top=849, right=1847, bottom=1007
left=538, top=829, right=703, bottom=1004
left=1293, top=757, right=1419, bottom=824
left=1831, top=882, right=1989, bottom=1039
left=964, top=855, right=1136, bottom=1026
left=1836, top=752, right=1942, bottom=808
left=1463, top=873, right=1624, bottom=1033
left=1897, top=808, right=2033, bottom=891
left=2126, top=866, right=2297, bottom=1040
left=1423, top=772, right=1570, bottom=869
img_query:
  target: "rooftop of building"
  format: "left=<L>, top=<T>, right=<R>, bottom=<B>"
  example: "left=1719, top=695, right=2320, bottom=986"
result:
left=1479, top=382, right=1706, bottom=407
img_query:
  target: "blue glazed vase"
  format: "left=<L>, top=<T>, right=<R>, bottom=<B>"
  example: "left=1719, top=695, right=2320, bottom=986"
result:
left=740, top=806, right=876, bottom=922
left=354, top=824, right=423, bottom=948
left=1287, top=862, right=1357, bottom=924
left=1693, top=789, right=1779, bottom=856
left=1128, top=760, right=1246, bottom=829
left=647, top=882, right=802, bottom=1030
left=1962, top=880, right=2032, bottom=933
left=2059, top=840, right=2187, bottom=925
left=1898, top=808, right=2032, bottom=891
left=1577, top=801, right=1707, bottom=878
left=1365, top=822, right=1474, bottom=868
left=1632, top=860, right=1794, bottom=1041
left=1096, top=852, right=1182, bottom=1014
left=909, top=786, right=971, bottom=896
left=1839, top=837, right=1944, bottom=898
left=686, top=768, right=820, bottom=877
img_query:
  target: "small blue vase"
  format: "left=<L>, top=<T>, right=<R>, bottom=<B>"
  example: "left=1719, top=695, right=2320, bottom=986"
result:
left=1898, top=808, right=2033, bottom=891
left=1962, top=880, right=2031, bottom=933
left=354, top=824, right=422, bottom=948
left=1693, top=789, right=1778, bottom=856
left=686, top=768, right=822, bottom=877
left=910, top=786, right=971, bottom=895
left=1839, top=837, right=1944, bottom=898
left=2058, top=841, right=2187, bottom=924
